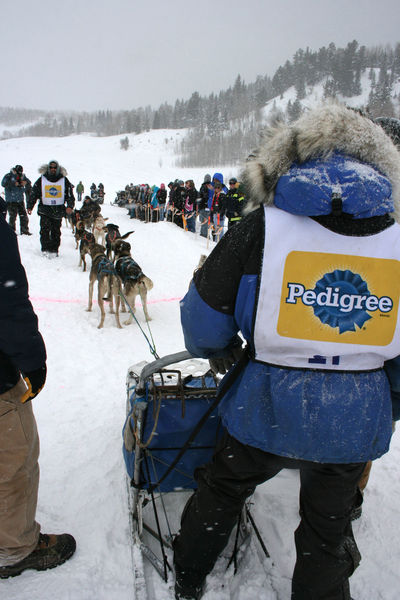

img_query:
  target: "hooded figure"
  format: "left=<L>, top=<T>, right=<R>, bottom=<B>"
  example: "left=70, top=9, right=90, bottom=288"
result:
left=28, top=160, right=75, bottom=255
left=212, top=172, right=228, bottom=193
left=173, top=102, right=400, bottom=600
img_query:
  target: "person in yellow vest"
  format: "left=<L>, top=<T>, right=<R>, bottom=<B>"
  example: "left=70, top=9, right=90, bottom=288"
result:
left=27, top=160, right=75, bottom=257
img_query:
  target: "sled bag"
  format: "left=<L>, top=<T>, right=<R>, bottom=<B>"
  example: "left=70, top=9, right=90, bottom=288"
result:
left=123, top=374, right=222, bottom=493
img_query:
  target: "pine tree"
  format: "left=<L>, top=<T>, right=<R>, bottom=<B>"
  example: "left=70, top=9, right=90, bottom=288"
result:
left=152, top=111, right=161, bottom=129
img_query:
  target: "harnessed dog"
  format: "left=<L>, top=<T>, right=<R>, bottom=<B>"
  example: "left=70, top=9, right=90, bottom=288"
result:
left=92, top=214, right=108, bottom=245
left=78, top=230, right=96, bottom=272
left=87, top=243, right=122, bottom=329
left=113, top=239, right=153, bottom=325
left=104, top=223, right=134, bottom=260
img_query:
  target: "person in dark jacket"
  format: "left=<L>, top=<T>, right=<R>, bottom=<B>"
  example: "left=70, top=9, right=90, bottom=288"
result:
left=210, top=181, right=226, bottom=242
left=197, top=174, right=212, bottom=238
left=79, top=195, right=100, bottom=223
left=172, top=181, right=185, bottom=229
left=183, top=180, right=198, bottom=233
left=173, top=103, right=400, bottom=600
left=1, top=165, right=32, bottom=235
left=224, top=177, right=245, bottom=228
left=0, top=197, right=76, bottom=577
left=27, top=160, right=75, bottom=256
left=157, top=183, right=167, bottom=221
left=76, top=181, right=84, bottom=202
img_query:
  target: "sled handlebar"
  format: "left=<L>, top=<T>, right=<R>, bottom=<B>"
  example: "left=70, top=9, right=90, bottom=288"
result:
left=137, top=350, right=194, bottom=391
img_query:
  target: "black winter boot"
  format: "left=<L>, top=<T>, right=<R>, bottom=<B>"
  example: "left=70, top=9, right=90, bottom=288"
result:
left=0, top=533, right=76, bottom=578
left=174, top=550, right=206, bottom=599
left=175, top=575, right=205, bottom=600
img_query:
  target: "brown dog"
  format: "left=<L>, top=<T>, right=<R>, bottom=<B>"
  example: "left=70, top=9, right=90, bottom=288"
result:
left=78, top=231, right=95, bottom=271
left=87, top=243, right=122, bottom=329
left=74, top=220, right=85, bottom=249
left=113, top=239, right=153, bottom=325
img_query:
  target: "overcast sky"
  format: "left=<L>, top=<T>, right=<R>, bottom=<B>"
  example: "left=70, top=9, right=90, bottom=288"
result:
left=1, top=0, right=399, bottom=112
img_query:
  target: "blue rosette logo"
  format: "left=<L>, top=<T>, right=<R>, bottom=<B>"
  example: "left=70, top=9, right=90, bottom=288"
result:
left=313, top=269, right=371, bottom=333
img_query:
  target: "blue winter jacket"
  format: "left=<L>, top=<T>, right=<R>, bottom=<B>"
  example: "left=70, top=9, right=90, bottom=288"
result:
left=1, top=171, right=31, bottom=203
left=180, top=153, right=400, bottom=463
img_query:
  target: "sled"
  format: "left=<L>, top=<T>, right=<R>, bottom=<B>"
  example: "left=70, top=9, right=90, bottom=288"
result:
left=123, top=351, right=266, bottom=599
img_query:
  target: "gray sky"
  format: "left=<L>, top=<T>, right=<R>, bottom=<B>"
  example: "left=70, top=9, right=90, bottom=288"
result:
left=1, top=0, right=399, bottom=112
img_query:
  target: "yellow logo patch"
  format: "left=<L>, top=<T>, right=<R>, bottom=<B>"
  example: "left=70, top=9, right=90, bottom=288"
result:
left=277, top=251, right=400, bottom=345
left=44, top=185, right=62, bottom=199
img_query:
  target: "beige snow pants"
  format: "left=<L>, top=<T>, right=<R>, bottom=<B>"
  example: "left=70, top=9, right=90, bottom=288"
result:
left=0, top=379, right=40, bottom=566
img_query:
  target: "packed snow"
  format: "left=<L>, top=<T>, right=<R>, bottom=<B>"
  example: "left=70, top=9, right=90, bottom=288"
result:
left=1, top=130, right=400, bottom=600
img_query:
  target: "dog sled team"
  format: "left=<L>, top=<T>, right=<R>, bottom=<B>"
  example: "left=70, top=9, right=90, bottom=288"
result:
left=14, top=159, right=154, bottom=330
left=74, top=213, right=153, bottom=330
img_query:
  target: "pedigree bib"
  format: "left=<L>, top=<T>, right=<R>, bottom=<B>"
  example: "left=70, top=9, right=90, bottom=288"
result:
left=254, top=206, right=400, bottom=370
left=41, top=176, right=65, bottom=206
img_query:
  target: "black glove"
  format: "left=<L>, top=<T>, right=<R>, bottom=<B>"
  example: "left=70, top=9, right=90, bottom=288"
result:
left=209, top=344, right=245, bottom=375
left=21, top=365, right=47, bottom=403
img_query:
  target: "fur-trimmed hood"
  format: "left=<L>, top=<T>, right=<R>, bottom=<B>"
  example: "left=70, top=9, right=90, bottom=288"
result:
left=243, top=102, right=400, bottom=221
left=38, top=160, right=68, bottom=180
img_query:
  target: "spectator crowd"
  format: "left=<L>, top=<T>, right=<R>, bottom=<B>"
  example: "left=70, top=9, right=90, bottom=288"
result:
left=113, top=173, right=246, bottom=242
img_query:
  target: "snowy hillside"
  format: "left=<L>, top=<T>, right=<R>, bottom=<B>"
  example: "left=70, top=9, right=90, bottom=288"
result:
left=1, top=132, right=400, bottom=600
left=0, top=129, right=238, bottom=195
left=261, top=68, right=400, bottom=120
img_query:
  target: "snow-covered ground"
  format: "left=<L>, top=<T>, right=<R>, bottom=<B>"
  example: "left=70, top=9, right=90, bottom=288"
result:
left=1, top=131, right=400, bottom=600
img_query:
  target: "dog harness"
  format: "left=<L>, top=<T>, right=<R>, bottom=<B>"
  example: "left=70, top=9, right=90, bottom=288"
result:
left=82, top=231, right=95, bottom=243
left=96, top=256, right=116, bottom=280
left=107, top=230, right=119, bottom=243
left=115, top=256, right=143, bottom=282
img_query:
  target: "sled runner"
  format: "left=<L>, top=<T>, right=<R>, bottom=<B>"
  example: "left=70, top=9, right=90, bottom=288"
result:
left=123, top=351, right=268, bottom=599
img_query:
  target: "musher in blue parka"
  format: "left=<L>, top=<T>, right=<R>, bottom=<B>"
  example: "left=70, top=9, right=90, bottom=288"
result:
left=173, top=102, right=400, bottom=600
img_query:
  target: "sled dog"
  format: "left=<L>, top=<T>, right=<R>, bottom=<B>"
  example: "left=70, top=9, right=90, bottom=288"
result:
left=113, top=239, right=153, bottom=325
left=78, top=231, right=95, bottom=272
left=87, top=243, right=122, bottom=329
left=104, top=223, right=134, bottom=260
left=92, top=214, right=108, bottom=245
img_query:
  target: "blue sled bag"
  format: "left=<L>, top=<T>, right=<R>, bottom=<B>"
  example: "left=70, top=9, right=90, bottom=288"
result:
left=123, top=357, right=222, bottom=493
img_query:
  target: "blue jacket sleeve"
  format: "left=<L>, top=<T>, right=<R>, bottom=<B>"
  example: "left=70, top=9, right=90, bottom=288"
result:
left=179, top=210, right=265, bottom=358
left=180, top=282, right=239, bottom=358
